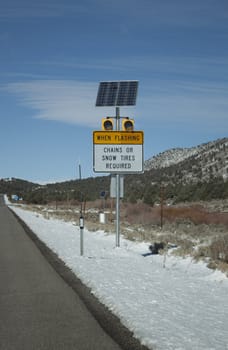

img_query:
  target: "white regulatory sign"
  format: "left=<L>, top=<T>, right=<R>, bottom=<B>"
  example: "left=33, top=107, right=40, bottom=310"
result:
left=93, top=143, right=143, bottom=173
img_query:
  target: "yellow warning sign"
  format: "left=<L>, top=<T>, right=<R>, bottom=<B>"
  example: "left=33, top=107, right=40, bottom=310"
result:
left=93, top=131, right=143, bottom=145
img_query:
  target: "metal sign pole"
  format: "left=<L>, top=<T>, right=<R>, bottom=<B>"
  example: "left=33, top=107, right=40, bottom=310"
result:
left=116, top=106, right=120, bottom=247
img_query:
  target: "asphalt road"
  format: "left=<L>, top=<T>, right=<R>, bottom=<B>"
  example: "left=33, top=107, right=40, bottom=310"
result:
left=0, top=195, right=148, bottom=350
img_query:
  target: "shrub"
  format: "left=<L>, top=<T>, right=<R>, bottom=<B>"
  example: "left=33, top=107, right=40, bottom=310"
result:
left=209, top=234, right=228, bottom=263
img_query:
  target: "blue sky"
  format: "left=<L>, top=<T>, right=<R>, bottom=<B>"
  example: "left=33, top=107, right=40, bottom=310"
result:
left=0, top=0, right=227, bottom=183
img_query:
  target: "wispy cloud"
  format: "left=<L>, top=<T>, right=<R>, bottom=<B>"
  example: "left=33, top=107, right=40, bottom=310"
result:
left=3, top=77, right=228, bottom=132
left=36, top=55, right=228, bottom=81
left=137, top=78, right=228, bottom=132
left=3, top=80, right=128, bottom=127
left=2, top=54, right=228, bottom=129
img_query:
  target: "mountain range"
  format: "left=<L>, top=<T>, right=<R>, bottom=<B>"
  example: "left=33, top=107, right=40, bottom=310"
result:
left=1, top=137, right=227, bottom=204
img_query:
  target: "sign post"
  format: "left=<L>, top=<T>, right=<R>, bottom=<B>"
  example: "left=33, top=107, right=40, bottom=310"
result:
left=93, top=129, right=144, bottom=247
left=116, top=107, right=120, bottom=246
left=95, top=81, right=143, bottom=247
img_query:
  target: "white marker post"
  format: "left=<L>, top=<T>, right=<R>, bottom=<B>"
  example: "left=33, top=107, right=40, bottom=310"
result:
left=79, top=215, right=84, bottom=256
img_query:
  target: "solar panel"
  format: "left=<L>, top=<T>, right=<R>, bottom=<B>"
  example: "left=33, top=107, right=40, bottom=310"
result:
left=96, top=81, right=138, bottom=107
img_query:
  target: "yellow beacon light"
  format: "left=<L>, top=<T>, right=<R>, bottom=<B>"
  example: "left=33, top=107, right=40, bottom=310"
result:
left=122, top=118, right=134, bottom=131
left=102, top=117, right=114, bottom=131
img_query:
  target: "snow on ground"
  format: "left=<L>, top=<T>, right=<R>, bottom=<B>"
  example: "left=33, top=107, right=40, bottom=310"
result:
left=8, top=202, right=228, bottom=350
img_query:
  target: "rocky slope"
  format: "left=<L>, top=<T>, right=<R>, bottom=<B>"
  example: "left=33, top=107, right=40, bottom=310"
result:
left=144, top=137, right=228, bottom=184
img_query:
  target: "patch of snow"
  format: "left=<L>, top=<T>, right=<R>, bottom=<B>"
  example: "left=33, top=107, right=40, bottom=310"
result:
left=8, top=203, right=228, bottom=350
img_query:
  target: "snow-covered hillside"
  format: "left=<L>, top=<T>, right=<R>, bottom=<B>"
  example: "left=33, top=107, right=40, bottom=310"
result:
left=8, top=200, right=228, bottom=350
left=144, top=137, right=228, bottom=183
left=144, top=147, right=198, bottom=169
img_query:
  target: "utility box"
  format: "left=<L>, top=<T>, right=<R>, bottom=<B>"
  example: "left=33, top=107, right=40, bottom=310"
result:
left=99, top=212, right=106, bottom=224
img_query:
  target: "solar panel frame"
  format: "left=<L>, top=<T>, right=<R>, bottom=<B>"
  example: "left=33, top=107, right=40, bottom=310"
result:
left=96, top=81, right=138, bottom=107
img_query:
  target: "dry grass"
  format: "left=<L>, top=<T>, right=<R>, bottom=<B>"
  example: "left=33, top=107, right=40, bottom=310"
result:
left=17, top=199, right=228, bottom=274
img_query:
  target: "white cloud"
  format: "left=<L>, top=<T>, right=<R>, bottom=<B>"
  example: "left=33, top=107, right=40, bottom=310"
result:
left=3, top=80, right=135, bottom=127
left=3, top=77, right=228, bottom=132
left=136, top=78, right=228, bottom=132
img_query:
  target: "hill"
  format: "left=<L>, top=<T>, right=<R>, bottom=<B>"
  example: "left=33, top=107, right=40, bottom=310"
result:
left=1, top=137, right=227, bottom=204
left=0, top=178, right=38, bottom=198
left=144, top=137, right=228, bottom=183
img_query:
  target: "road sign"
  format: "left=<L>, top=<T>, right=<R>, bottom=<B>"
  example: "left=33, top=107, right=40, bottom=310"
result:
left=95, top=80, right=140, bottom=247
left=93, top=131, right=143, bottom=144
left=93, top=131, right=144, bottom=173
